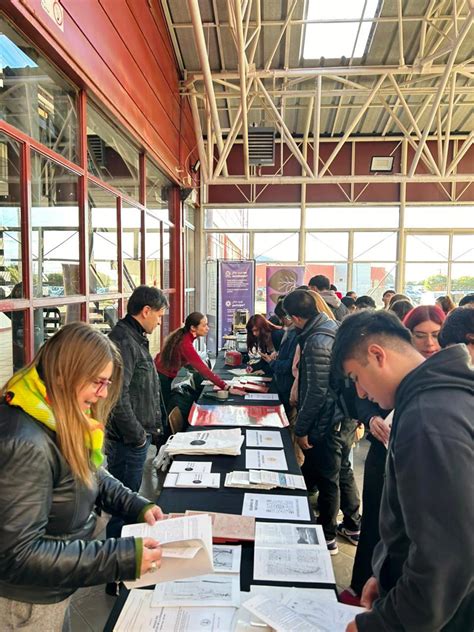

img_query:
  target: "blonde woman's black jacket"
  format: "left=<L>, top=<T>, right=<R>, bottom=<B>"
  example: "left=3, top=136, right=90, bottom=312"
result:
left=0, top=403, right=151, bottom=604
left=355, top=344, right=474, bottom=632
left=295, top=313, right=340, bottom=442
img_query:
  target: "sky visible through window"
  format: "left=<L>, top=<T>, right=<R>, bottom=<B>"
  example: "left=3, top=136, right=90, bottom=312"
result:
left=303, top=0, right=379, bottom=59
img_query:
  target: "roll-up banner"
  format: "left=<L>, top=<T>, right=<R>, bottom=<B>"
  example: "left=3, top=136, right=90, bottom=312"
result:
left=265, top=265, right=305, bottom=315
left=217, top=260, right=255, bottom=349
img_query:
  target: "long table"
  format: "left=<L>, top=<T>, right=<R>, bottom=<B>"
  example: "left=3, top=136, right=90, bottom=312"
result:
left=103, top=359, right=337, bottom=631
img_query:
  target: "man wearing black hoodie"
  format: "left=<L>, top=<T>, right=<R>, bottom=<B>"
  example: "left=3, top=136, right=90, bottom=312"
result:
left=331, top=310, right=474, bottom=632
left=308, top=274, right=349, bottom=321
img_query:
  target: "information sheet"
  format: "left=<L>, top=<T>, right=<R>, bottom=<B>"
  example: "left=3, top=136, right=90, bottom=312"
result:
left=242, top=493, right=310, bottom=521
left=169, top=461, right=213, bottom=473
left=114, top=590, right=237, bottom=632
left=245, top=449, right=288, bottom=471
left=245, top=429, right=283, bottom=448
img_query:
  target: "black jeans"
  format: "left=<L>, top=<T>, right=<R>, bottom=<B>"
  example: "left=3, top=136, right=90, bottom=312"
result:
left=158, top=372, right=173, bottom=413
left=351, top=438, right=387, bottom=595
left=302, top=419, right=361, bottom=541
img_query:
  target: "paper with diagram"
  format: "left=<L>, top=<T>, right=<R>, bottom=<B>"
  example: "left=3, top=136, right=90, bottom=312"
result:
left=242, top=493, right=310, bottom=521
left=151, top=573, right=240, bottom=608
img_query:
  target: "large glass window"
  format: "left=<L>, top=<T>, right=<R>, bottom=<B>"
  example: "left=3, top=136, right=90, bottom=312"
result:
left=122, top=203, right=141, bottom=291
left=306, top=206, right=399, bottom=229
left=306, top=232, right=348, bottom=261
left=205, top=207, right=300, bottom=229
left=88, top=183, right=118, bottom=293
left=405, top=206, right=473, bottom=229
left=87, top=103, right=139, bottom=201
left=352, top=262, right=397, bottom=303
left=146, top=212, right=162, bottom=288
left=146, top=158, right=170, bottom=222
left=0, top=309, right=26, bottom=376
left=254, top=233, right=299, bottom=262
left=31, top=152, right=80, bottom=297
left=353, top=232, right=397, bottom=261
left=0, top=19, right=78, bottom=162
left=0, top=133, right=22, bottom=298
left=206, top=233, right=250, bottom=260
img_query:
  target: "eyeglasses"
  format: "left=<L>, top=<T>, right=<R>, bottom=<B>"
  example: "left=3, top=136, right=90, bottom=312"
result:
left=93, top=378, right=113, bottom=395
left=413, top=331, right=440, bottom=341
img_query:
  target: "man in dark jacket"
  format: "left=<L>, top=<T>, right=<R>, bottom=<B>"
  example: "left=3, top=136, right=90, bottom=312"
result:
left=308, top=274, right=348, bottom=321
left=283, top=290, right=361, bottom=555
left=332, top=310, right=474, bottom=632
left=106, top=285, right=168, bottom=541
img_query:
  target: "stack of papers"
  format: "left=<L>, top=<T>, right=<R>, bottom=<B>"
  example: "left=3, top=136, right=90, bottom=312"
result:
left=245, top=449, right=288, bottom=470
left=225, top=470, right=306, bottom=491
left=165, top=428, right=244, bottom=456
left=252, top=522, right=335, bottom=584
left=164, top=472, right=221, bottom=488
left=241, top=588, right=363, bottom=632
left=121, top=514, right=214, bottom=588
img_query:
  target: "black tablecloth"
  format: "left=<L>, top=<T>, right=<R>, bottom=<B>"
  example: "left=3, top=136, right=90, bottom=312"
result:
left=103, top=360, right=337, bottom=631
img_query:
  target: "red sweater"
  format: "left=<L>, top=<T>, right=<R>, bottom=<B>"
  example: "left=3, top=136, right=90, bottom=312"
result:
left=155, top=331, right=227, bottom=390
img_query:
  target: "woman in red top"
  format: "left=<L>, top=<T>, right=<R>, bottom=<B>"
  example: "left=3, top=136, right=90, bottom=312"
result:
left=155, top=312, right=227, bottom=411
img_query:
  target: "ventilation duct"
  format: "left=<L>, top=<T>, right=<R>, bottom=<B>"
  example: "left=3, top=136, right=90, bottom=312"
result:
left=248, top=127, right=275, bottom=166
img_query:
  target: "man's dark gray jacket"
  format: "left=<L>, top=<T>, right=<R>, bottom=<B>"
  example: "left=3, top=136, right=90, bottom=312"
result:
left=108, top=315, right=163, bottom=445
left=356, top=344, right=474, bottom=631
left=295, top=313, right=339, bottom=442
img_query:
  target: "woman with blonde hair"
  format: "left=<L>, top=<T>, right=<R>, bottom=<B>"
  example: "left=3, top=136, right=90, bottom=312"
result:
left=0, top=323, right=163, bottom=630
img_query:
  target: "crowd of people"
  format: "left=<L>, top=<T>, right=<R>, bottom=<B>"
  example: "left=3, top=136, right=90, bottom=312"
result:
left=0, top=279, right=472, bottom=631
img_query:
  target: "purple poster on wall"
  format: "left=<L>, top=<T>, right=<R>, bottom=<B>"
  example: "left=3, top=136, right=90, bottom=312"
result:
left=218, top=260, right=255, bottom=347
left=266, top=265, right=305, bottom=315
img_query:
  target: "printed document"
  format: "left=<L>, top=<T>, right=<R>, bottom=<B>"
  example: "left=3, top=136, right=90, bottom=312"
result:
left=242, top=594, right=310, bottom=632
left=121, top=514, right=213, bottom=588
left=185, top=510, right=255, bottom=542
left=242, top=493, right=310, bottom=521
left=245, top=449, right=288, bottom=471
left=169, top=461, right=213, bottom=473
left=151, top=573, right=240, bottom=608
left=114, top=590, right=236, bottom=632
left=245, top=429, right=283, bottom=448
left=164, top=472, right=221, bottom=488
left=212, top=545, right=242, bottom=574
left=244, top=393, right=279, bottom=401
left=253, top=522, right=335, bottom=584
left=282, top=591, right=364, bottom=631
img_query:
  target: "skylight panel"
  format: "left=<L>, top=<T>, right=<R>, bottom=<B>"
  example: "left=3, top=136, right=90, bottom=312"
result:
left=303, top=0, right=379, bottom=60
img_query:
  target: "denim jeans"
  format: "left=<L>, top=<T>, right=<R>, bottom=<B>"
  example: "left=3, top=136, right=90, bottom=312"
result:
left=105, top=436, right=151, bottom=538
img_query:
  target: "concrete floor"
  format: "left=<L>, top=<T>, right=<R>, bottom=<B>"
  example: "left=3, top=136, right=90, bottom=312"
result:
left=69, top=440, right=368, bottom=631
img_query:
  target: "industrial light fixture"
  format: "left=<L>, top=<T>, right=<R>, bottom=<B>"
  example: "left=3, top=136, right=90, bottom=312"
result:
left=191, top=159, right=200, bottom=173
left=370, top=156, right=394, bottom=172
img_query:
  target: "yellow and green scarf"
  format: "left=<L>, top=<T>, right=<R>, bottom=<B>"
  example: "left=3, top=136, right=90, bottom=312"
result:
left=5, top=366, right=105, bottom=468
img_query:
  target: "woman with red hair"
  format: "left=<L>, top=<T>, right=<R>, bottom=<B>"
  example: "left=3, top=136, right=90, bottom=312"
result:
left=403, top=305, right=446, bottom=359
left=246, top=314, right=284, bottom=357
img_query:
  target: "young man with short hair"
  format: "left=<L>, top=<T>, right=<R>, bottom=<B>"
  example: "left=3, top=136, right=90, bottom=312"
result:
left=106, top=286, right=168, bottom=545
left=283, top=290, right=361, bottom=555
left=308, top=274, right=348, bottom=321
left=331, top=310, right=473, bottom=631
left=381, top=289, right=395, bottom=309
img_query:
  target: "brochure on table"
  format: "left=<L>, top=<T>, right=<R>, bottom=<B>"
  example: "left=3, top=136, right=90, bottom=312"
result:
left=121, top=514, right=214, bottom=588
left=242, top=494, right=311, bottom=521
left=113, top=590, right=236, bottom=632
left=188, top=403, right=289, bottom=428
left=252, top=522, right=335, bottom=584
